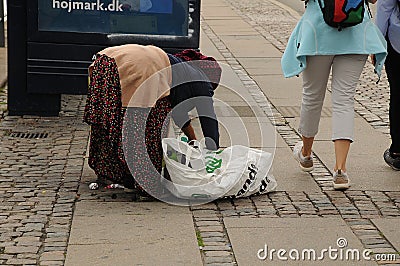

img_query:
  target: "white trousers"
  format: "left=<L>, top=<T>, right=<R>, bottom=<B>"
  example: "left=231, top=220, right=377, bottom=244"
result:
left=299, top=54, right=367, bottom=142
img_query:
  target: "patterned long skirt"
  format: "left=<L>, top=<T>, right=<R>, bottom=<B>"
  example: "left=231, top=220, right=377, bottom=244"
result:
left=123, top=100, right=171, bottom=196
left=84, top=54, right=171, bottom=196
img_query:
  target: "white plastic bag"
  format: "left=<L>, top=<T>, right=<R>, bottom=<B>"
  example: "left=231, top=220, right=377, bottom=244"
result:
left=162, top=138, right=277, bottom=199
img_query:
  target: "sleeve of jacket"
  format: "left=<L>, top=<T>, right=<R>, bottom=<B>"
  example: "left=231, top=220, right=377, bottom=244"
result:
left=375, top=0, right=397, bottom=36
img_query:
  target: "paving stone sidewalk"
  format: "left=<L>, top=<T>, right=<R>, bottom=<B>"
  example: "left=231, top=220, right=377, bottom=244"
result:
left=194, top=4, right=400, bottom=262
left=224, top=0, right=390, bottom=135
left=0, top=0, right=399, bottom=265
left=0, top=96, right=88, bottom=265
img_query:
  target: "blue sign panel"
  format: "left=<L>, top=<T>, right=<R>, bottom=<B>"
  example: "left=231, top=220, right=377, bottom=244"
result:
left=38, top=0, right=188, bottom=36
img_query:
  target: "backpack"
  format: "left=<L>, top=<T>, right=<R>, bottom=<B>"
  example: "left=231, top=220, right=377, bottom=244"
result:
left=317, top=0, right=371, bottom=31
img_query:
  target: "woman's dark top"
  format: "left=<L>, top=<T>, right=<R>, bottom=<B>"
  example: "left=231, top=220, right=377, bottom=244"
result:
left=167, top=54, right=220, bottom=150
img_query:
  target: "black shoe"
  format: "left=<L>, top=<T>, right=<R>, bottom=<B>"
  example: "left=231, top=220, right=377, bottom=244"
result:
left=383, top=149, right=400, bottom=171
left=122, top=175, right=136, bottom=190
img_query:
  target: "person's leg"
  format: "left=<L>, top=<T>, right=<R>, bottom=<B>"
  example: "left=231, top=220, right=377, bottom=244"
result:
left=301, top=136, right=314, bottom=157
left=386, top=41, right=400, bottom=154
left=294, top=55, right=333, bottom=171
left=299, top=55, right=333, bottom=155
left=383, top=40, right=400, bottom=170
left=331, top=54, right=367, bottom=188
left=334, top=139, right=351, bottom=172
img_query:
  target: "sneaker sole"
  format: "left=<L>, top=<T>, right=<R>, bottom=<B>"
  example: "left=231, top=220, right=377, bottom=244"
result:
left=300, top=165, right=314, bottom=172
left=333, top=182, right=350, bottom=190
left=390, top=165, right=400, bottom=171
left=384, top=162, right=400, bottom=171
left=292, top=147, right=314, bottom=172
left=385, top=162, right=400, bottom=171
left=383, top=149, right=400, bottom=171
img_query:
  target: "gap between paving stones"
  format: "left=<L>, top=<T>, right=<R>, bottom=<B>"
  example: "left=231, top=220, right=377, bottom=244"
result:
left=191, top=205, right=238, bottom=266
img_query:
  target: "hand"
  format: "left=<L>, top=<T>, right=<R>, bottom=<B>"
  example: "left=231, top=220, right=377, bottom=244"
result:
left=370, top=54, right=376, bottom=66
left=182, top=124, right=196, bottom=141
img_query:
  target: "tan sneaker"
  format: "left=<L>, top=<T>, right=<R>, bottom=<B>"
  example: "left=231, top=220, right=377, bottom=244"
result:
left=293, top=141, right=314, bottom=172
left=333, top=169, right=350, bottom=190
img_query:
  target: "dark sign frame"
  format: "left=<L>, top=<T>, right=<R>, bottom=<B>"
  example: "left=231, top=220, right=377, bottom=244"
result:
left=27, top=0, right=199, bottom=47
left=8, top=0, right=200, bottom=116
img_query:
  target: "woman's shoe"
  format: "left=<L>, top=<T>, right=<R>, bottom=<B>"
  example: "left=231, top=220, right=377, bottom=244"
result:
left=383, top=149, right=400, bottom=171
left=333, top=169, right=350, bottom=190
left=293, top=141, right=314, bottom=172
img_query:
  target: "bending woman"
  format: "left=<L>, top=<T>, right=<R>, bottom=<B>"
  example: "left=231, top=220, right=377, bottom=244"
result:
left=84, top=44, right=221, bottom=198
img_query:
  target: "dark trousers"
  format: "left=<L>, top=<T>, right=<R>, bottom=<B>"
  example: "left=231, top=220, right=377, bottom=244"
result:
left=385, top=39, right=400, bottom=153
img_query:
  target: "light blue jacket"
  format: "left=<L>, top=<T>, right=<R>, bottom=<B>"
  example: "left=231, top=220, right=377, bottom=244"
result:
left=281, top=0, right=387, bottom=78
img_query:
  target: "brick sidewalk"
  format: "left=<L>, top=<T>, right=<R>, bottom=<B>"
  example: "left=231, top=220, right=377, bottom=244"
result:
left=0, top=96, right=89, bottom=265
left=191, top=10, right=400, bottom=263
left=0, top=0, right=399, bottom=265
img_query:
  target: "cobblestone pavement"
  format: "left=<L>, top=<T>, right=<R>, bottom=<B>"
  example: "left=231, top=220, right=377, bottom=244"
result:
left=0, top=1, right=398, bottom=265
left=190, top=1, right=399, bottom=265
left=0, top=95, right=89, bottom=265
left=224, top=0, right=391, bottom=135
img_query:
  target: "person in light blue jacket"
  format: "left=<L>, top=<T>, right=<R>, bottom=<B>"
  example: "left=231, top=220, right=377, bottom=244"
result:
left=375, top=0, right=400, bottom=170
left=281, top=0, right=387, bottom=190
